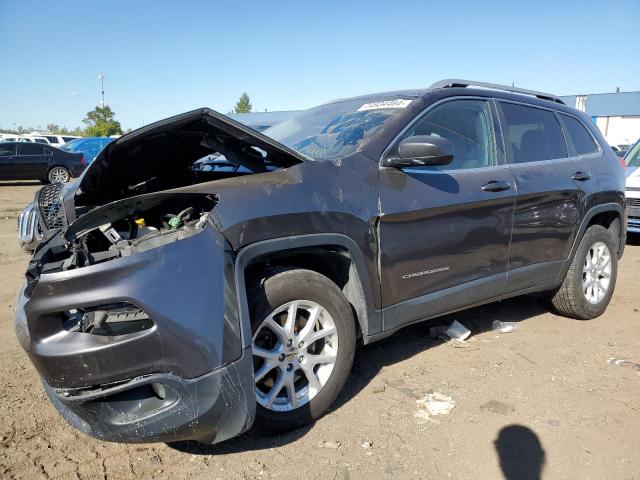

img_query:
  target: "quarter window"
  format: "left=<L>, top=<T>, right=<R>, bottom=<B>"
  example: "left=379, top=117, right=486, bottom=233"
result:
left=559, top=114, right=598, bottom=156
left=500, top=102, right=567, bottom=163
left=400, top=99, right=496, bottom=170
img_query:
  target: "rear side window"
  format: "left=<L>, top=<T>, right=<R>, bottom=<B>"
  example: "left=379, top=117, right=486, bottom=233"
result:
left=18, top=143, right=45, bottom=155
left=62, top=137, right=76, bottom=142
left=500, top=102, right=567, bottom=163
left=559, top=114, right=598, bottom=155
left=45, top=136, right=58, bottom=143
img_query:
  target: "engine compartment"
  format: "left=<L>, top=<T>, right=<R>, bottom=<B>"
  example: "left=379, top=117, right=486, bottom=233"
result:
left=26, top=194, right=217, bottom=288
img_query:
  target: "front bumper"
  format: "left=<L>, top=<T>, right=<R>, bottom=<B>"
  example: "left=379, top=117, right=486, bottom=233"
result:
left=14, top=225, right=255, bottom=443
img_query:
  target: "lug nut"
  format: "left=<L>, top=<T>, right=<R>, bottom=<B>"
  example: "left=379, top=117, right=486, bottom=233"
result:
left=298, top=341, right=304, bottom=348
left=298, top=355, right=304, bottom=362
left=287, top=363, right=293, bottom=371
left=278, top=353, right=285, bottom=362
left=286, top=339, right=293, bottom=347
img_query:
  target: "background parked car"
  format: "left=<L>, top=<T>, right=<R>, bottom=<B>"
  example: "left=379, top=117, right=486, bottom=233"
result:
left=0, top=142, right=86, bottom=183
left=625, top=140, right=640, bottom=233
left=28, top=134, right=81, bottom=147
left=59, top=136, right=113, bottom=163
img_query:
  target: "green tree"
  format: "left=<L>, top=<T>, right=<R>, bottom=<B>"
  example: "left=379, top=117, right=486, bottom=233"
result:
left=234, top=92, right=252, bottom=113
left=82, top=105, right=123, bottom=136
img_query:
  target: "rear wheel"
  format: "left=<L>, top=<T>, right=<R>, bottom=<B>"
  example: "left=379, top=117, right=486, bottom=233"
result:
left=47, top=166, right=71, bottom=183
left=551, top=225, right=617, bottom=319
left=249, top=268, right=356, bottom=434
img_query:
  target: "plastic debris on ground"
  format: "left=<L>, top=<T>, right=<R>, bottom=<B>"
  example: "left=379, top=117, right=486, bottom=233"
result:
left=443, top=320, right=471, bottom=343
left=608, top=357, right=640, bottom=372
left=318, top=440, right=341, bottom=449
left=414, top=392, right=456, bottom=423
left=492, top=320, right=519, bottom=333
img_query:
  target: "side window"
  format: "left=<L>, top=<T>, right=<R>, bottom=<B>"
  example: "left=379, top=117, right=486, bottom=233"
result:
left=559, top=114, right=599, bottom=156
left=0, top=144, right=16, bottom=156
left=500, top=102, right=567, bottom=163
left=45, top=136, right=58, bottom=143
left=401, top=99, right=496, bottom=170
left=18, top=143, right=45, bottom=155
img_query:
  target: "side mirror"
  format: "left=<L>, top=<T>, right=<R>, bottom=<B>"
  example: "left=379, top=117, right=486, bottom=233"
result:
left=383, top=135, right=454, bottom=168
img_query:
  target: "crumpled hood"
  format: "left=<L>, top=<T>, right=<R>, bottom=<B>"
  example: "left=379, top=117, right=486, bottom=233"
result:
left=76, top=108, right=305, bottom=206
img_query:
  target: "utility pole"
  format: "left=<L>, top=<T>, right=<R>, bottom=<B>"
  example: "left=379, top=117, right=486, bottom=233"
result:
left=97, top=74, right=106, bottom=106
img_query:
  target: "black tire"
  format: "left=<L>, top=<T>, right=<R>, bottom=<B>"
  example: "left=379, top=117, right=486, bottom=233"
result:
left=249, top=268, right=356, bottom=435
left=551, top=225, right=617, bottom=319
left=47, top=166, right=71, bottom=184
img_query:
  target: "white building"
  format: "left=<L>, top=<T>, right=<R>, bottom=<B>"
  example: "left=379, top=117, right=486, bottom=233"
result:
left=560, top=91, right=640, bottom=148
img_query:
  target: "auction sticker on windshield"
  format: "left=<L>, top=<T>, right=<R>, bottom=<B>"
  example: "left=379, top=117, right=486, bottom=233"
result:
left=357, top=99, right=412, bottom=111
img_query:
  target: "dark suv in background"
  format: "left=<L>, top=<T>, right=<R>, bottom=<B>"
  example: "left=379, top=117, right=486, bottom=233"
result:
left=15, top=80, right=625, bottom=445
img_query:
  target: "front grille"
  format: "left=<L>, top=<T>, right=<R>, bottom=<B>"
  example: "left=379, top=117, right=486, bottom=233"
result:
left=38, top=183, right=65, bottom=230
left=627, top=198, right=640, bottom=208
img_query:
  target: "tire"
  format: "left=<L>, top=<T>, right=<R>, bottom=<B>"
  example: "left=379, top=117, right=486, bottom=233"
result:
left=551, top=225, right=617, bottom=319
left=248, top=268, right=356, bottom=435
left=47, top=166, right=71, bottom=183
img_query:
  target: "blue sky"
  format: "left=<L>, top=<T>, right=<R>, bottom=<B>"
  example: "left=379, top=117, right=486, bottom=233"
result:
left=1, top=0, right=639, bottom=131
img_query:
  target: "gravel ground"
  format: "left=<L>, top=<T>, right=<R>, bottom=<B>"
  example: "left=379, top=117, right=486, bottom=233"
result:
left=1, top=182, right=639, bottom=480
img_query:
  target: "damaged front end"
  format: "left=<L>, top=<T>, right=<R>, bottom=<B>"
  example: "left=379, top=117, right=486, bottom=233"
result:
left=14, top=108, right=305, bottom=444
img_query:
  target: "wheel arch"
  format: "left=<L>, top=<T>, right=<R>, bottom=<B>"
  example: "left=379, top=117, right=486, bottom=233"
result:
left=234, top=234, right=381, bottom=349
left=557, top=202, right=625, bottom=283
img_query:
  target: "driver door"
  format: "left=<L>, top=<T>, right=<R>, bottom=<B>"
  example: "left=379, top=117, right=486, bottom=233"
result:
left=378, top=98, right=516, bottom=331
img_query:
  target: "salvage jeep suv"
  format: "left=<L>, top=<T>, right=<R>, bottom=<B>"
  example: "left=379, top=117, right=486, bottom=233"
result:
left=15, top=80, right=626, bottom=444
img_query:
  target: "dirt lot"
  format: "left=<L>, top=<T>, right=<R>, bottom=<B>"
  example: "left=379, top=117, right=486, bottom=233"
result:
left=0, top=182, right=639, bottom=480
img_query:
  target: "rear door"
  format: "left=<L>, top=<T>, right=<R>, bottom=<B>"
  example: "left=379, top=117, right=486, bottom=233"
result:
left=0, top=143, right=17, bottom=179
left=15, top=143, right=48, bottom=179
left=497, top=101, right=589, bottom=292
left=378, top=98, right=516, bottom=330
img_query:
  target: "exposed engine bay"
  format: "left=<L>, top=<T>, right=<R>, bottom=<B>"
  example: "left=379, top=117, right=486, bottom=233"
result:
left=27, top=193, right=217, bottom=282
left=23, top=107, right=306, bottom=282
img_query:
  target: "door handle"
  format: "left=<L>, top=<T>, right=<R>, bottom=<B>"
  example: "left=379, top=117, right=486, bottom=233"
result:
left=572, top=171, right=591, bottom=181
left=481, top=180, right=511, bottom=192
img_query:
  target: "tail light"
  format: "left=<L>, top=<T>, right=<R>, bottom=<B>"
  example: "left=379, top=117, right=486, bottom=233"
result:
left=619, top=157, right=627, bottom=169
left=79, top=153, right=86, bottom=166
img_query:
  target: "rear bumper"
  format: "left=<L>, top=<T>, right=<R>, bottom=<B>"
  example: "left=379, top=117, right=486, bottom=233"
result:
left=14, top=225, right=256, bottom=443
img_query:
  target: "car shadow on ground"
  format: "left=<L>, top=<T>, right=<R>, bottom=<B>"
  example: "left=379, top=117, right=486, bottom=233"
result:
left=169, top=293, right=551, bottom=455
left=0, top=181, right=42, bottom=187
left=627, top=232, right=640, bottom=246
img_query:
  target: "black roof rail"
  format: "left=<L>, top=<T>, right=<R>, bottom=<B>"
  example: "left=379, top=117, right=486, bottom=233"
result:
left=429, top=79, right=565, bottom=105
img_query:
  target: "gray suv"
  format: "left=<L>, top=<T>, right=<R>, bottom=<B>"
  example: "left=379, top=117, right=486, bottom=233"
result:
left=15, top=80, right=626, bottom=445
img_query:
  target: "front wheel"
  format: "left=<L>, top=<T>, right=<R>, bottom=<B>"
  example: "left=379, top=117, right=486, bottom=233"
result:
left=47, top=166, right=71, bottom=183
left=249, top=268, right=356, bottom=434
left=551, top=225, right=618, bottom=319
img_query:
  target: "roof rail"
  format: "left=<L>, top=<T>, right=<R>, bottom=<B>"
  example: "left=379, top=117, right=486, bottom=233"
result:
left=429, top=79, right=565, bottom=105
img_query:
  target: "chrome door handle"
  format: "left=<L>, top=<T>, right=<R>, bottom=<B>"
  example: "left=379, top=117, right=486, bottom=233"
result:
left=482, top=180, right=511, bottom=192
left=572, top=171, right=591, bottom=181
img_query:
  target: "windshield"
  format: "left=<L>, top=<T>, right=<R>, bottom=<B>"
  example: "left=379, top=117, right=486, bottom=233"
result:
left=625, top=141, right=640, bottom=168
left=261, top=97, right=414, bottom=160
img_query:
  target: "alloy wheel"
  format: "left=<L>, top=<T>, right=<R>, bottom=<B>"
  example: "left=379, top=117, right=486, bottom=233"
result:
left=582, top=241, right=612, bottom=305
left=49, top=167, right=70, bottom=183
left=252, top=300, right=338, bottom=412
